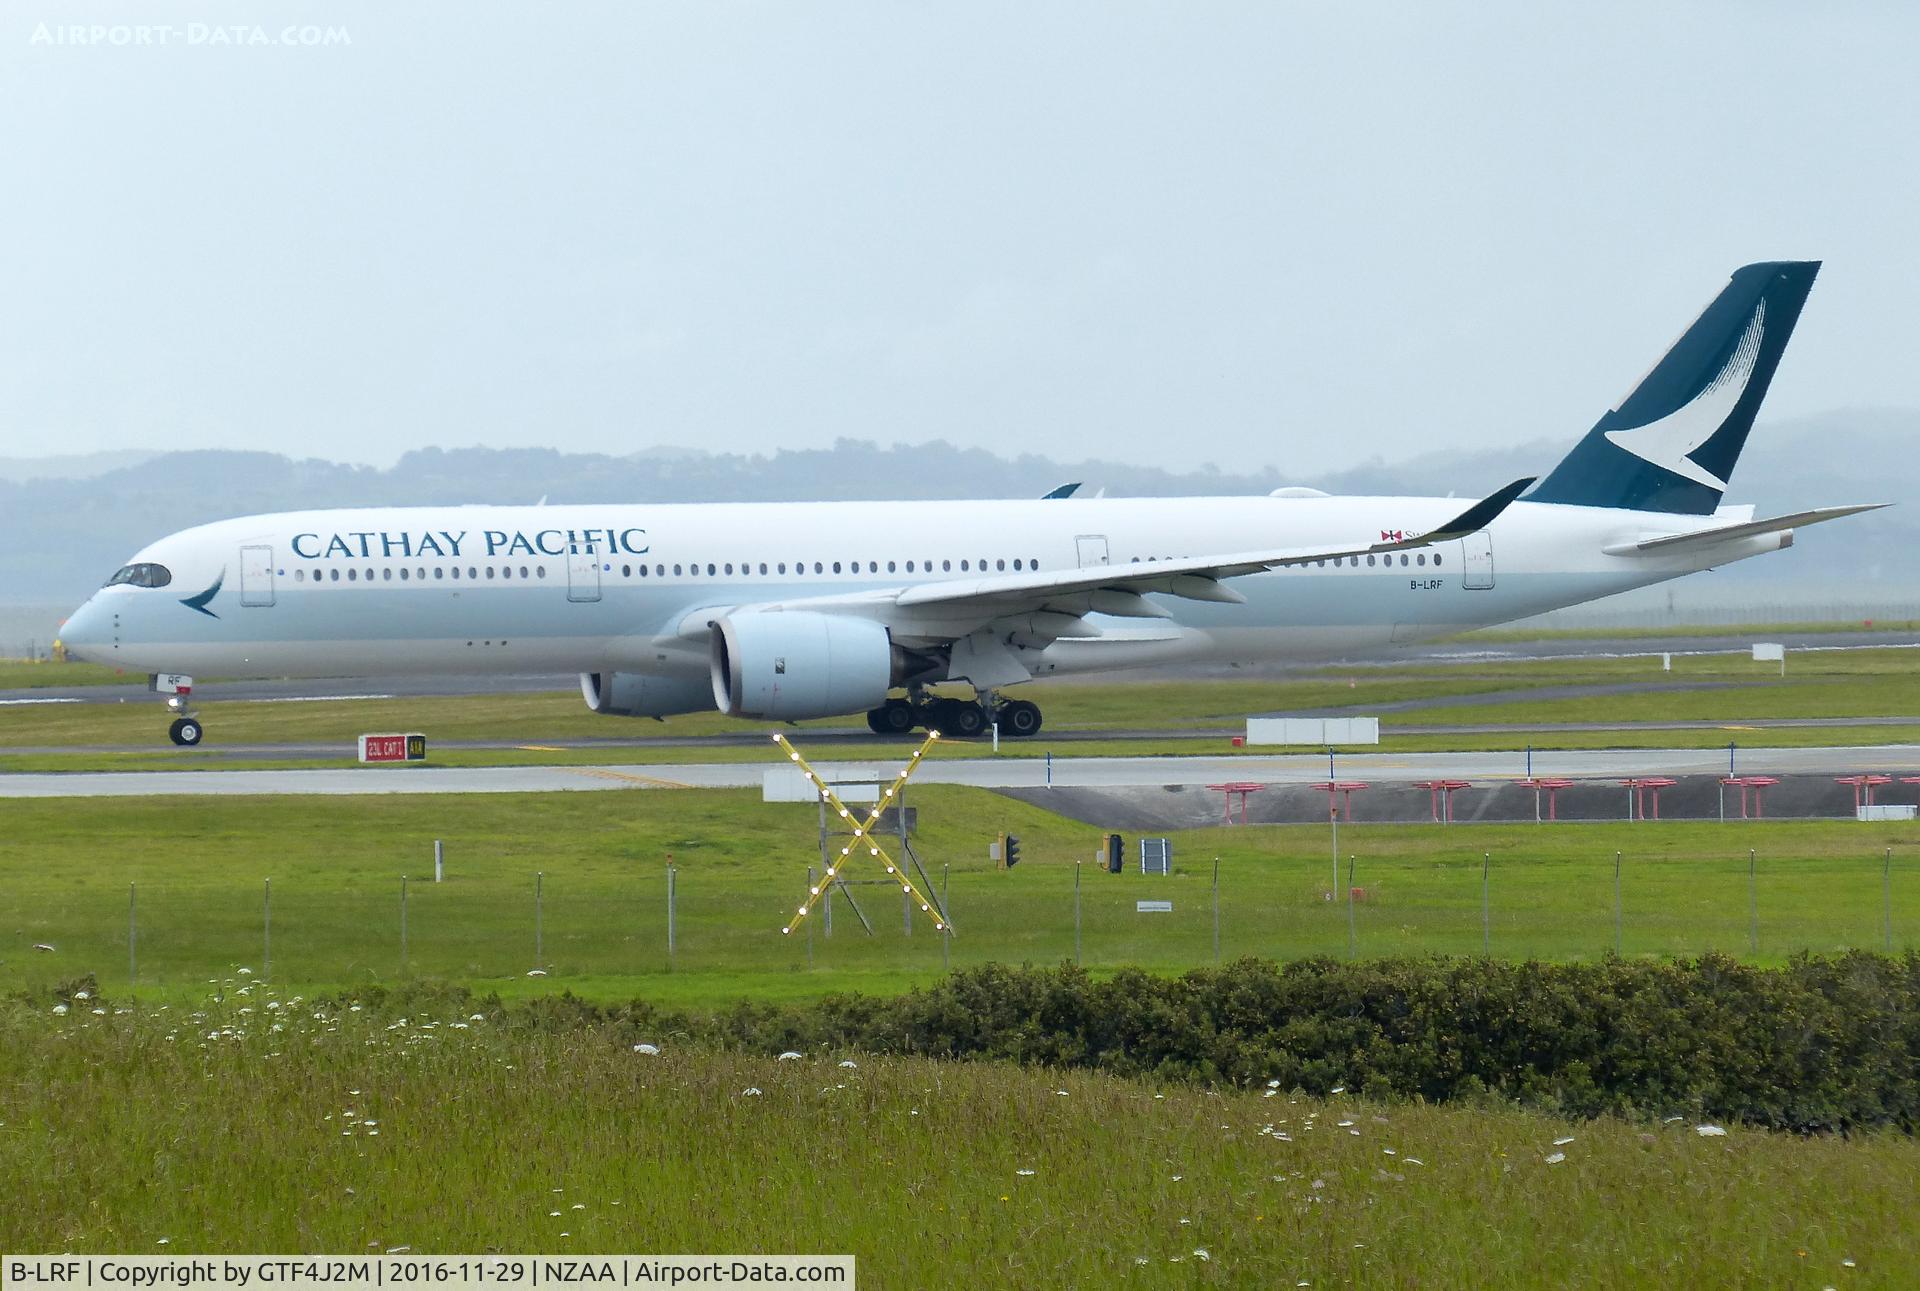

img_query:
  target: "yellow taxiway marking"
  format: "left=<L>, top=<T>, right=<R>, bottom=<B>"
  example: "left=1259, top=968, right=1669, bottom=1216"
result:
left=570, top=767, right=696, bottom=790
left=517, top=744, right=567, bottom=752
left=1719, top=725, right=1762, bottom=732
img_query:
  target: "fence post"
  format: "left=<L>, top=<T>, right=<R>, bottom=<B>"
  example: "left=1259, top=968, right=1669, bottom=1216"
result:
left=1613, top=851, right=1623, bottom=955
left=806, top=865, right=815, bottom=968
left=1481, top=852, right=1490, bottom=955
left=941, top=864, right=950, bottom=973
left=535, top=871, right=544, bottom=965
left=1345, top=854, right=1357, bottom=959
left=1211, top=855, right=1221, bottom=963
left=128, top=882, right=137, bottom=993
left=434, top=839, right=444, bottom=883
left=1074, top=860, right=1082, bottom=965
left=1886, top=847, right=1895, bottom=954
left=263, top=878, right=272, bottom=983
left=1747, top=848, right=1758, bottom=956
left=400, top=876, right=409, bottom=976
left=666, top=861, right=677, bottom=967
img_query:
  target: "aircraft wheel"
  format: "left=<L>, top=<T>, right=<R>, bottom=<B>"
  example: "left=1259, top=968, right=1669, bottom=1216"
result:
left=865, top=708, right=889, bottom=735
left=878, top=699, right=916, bottom=734
left=999, top=699, right=1043, bottom=738
left=168, top=717, right=203, bottom=747
left=935, top=699, right=988, bottom=739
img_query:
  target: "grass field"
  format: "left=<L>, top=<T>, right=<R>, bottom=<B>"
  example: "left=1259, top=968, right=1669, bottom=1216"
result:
left=4, top=646, right=1919, bottom=773
left=5, top=989, right=1913, bottom=1286
left=5, top=789, right=1915, bottom=1005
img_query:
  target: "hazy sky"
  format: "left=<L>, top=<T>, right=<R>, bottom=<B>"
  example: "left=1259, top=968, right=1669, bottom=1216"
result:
left=3, top=2, right=1915, bottom=473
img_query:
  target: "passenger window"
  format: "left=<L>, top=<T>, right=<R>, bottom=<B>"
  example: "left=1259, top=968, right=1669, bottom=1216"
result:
left=433, top=568, right=443, bottom=581
left=778, top=563, right=787, bottom=574
left=1417, top=553, right=1426, bottom=566
left=673, top=564, right=683, bottom=576
left=398, top=569, right=407, bottom=581
left=887, top=560, right=896, bottom=573
left=706, top=563, right=716, bottom=576
left=383, top=568, right=393, bottom=581
left=331, top=569, right=342, bottom=582
left=724, top=563, right=734, bottom=575
left=537, top=566, right=547, bottom=579
left=1013, top=559, right=1023, bottom=571
left=832, top=562, right=842, bottom=574
left=1434, top=554, right=1443, bottom=566
left=942, top=560, right=951, bottom=572
left=486, top=567, right=496, bottom=579
left=468, top=567, right=478, bottom=579
left=960, top=560, right=969, bottom=571
left=814, top=562, right=824, bottom=574
left=996, top=559, right=1005, bottom=571
left=906, top=561, right=915, bottom=573
left=760, top=562, right=769, bottom=575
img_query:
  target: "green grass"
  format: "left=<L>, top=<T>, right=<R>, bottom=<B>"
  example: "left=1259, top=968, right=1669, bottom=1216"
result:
left=5, top=647, right=1919, bottom=771
left=4, top=991, right=1914, bottom=1285
left=4, top=790, right=1915, bottom=1005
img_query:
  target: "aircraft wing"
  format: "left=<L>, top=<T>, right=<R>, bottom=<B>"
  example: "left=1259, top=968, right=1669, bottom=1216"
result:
left=1603, top=503, right=1888, bottom=556
left=893, top=476, right=1535, bottom=610
left=679, top=478, right=1536, bottom=644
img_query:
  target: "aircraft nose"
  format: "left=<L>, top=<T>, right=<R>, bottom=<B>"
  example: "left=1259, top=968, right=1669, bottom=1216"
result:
left=59, top=598, right=113, bottom=663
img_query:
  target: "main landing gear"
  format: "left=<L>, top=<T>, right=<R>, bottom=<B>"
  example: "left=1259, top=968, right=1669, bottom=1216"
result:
left=864, top=689, right=1043, bottom=740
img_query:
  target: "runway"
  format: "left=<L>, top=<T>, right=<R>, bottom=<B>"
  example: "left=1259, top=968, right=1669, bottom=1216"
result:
left=6, top=630, right=1911, bottom=709
left=4, top=743, right=1916, bottom=797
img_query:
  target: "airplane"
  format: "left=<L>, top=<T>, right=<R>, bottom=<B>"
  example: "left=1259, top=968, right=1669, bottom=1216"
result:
left=58, top=260, right=1883, bottom=747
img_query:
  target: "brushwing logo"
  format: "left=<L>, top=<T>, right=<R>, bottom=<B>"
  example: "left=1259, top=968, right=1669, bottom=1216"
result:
left=180, top=570, right=225, bottom=619
left=1603, top=301, right=1766, bottom=491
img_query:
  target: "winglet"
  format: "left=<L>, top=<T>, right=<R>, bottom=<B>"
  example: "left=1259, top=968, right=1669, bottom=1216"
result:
left=1397, top=477, right=1536, bottom=547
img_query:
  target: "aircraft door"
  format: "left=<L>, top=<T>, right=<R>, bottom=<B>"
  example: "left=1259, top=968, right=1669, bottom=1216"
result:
left=239, top=545, right=276, bottom=607
left=1460, top=532, right=1494, bottom=590
left=567, top=541, right=603, bottom=603
left=1075, top=535, right=1109, bottom=568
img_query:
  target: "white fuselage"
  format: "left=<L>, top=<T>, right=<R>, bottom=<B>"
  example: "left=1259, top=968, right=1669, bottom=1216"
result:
left=59, top=494, right=1780, bottom=691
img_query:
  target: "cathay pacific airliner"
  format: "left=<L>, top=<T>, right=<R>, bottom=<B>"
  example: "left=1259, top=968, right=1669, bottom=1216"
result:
left=59, top=261, right=1882, bottom=746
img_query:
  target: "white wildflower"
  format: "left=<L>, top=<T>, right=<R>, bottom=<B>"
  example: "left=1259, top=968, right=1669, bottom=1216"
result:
left=1695, top=1124, right=1728, bottom=1137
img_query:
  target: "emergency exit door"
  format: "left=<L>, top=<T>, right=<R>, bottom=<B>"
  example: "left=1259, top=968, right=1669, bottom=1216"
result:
left=1460, top=531, right=1494, bottom=590
left=567, top=543, right=603, bottom=603
left=239, top=545, right=276, bottom=607
left=1075, top=535, right=1110, bottom=568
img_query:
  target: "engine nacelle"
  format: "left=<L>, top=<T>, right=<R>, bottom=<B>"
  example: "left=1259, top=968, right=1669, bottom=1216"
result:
left=709, top=611, right=894, bottom=720
left=580, top=670, right=716, bottom=718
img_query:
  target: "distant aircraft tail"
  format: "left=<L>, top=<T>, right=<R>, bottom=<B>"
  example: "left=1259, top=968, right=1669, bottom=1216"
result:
left=1528, top=261, right=1820, bottom=514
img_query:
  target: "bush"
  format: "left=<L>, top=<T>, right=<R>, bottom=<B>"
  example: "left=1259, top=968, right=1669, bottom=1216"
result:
left=695, top=953, right=1920, bottom=1132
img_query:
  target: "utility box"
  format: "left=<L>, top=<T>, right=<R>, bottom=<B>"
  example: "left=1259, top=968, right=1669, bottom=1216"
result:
left=1099, top=833, right=1125, bottom=873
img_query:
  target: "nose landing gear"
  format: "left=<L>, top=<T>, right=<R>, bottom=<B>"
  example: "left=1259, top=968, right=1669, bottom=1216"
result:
left=155, top=675, right=204, bottom=746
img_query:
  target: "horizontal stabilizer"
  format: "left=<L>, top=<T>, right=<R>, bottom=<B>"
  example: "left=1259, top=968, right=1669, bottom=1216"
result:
left=1605, top=503, right=1888, bottom=556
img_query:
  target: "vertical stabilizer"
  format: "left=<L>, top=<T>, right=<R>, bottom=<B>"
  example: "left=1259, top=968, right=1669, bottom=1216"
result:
left=1528, top=261, right=1819, bottom=513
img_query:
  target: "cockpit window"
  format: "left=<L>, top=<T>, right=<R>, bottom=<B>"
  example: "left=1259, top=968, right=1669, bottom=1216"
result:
left=105, top=563, right=172, bottom=589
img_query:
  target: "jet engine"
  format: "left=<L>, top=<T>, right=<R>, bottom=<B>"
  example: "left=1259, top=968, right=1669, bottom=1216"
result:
left=709, top=611, right=897, bottom=720
left=580, top=670, right=716, bottom=718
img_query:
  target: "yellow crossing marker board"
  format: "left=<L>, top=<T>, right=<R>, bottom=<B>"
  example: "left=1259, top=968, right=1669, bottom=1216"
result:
left=774, top=730, right=947, bottom=936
